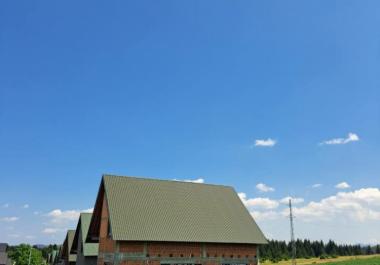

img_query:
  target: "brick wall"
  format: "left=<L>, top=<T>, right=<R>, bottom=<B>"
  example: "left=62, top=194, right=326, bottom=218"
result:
left=119, top=242, right=144, bottom=253
left=98, top=194, right=115, bottom=254
left=147, top=242, right=202, bottom=258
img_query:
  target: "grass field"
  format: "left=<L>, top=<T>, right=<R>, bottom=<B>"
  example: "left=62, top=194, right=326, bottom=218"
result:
left=262, top=254, right=380, bottom=265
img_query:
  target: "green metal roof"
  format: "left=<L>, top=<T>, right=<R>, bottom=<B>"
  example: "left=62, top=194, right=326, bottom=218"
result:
left=80, top=213, right=99, bottom=256
left=71, top=213, right=98, bottom=257
left=103, top=175, right=267, bottom=244
left=65, top=230, right=77, bottom=262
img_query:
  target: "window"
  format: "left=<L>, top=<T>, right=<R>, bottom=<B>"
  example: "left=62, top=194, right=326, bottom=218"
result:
left=107, top=222, right=111, bottom=237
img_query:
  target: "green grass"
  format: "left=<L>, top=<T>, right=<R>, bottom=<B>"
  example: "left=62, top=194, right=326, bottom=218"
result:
left=262, top=255, right=380, bottom=265
left=313, top=256, right=380, bottom=265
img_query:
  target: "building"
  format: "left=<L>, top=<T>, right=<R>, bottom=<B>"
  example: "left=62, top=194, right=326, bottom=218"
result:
left=48, top=249, right=58, bottom=265
left=61, top=230, right=77, bottom=265
left=71, top=213, right=99, bottom=265
left=86, top=175, right=267, bottom=265
left=0, top=243, right=13, bottom=265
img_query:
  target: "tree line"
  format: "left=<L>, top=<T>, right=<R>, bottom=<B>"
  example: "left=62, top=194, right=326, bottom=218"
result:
left=259, top=239, right=380, bottom=263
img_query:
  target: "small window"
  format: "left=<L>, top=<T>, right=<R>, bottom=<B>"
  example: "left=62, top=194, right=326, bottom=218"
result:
left=107, top=222, right=111, bottom=237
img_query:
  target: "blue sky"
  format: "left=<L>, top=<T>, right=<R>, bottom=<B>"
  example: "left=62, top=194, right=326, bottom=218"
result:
left=0, top=1, right=379, bottom=245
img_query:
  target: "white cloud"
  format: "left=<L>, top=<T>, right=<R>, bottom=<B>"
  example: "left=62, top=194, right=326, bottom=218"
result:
left=8, top=234, right=20, bottom=238
left=250, top=210, right=280, bottom=221
left=1, top=217, right=19, bottom=222
left=238, top=193, right=279, bottom=209
left=335, top=182, right=350, bottom=189
left=290, top=188, right=380, bottom=222
left=173, top=178, right=205, bottom=184
left=256, top=183, right=275, bottom=192
left=42, top=228, right=61, bottom=234
left=320, top=133, right=359, bottom=145
left=2, top=203, right=9, bottom=208
left=25, top=235, right=36, bottom=239
left=253, top=138, right=277, bottom=147
left=312, top=184, right=322, bottom=188
left=33, top=211, right=40, bottom=215
left=280, top=196, right=304, bottom=204
left=23, top=204, right=29, bottom=209
left=46, top=208, right=93, bottom=224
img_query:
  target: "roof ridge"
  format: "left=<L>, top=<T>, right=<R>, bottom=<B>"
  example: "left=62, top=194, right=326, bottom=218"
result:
left=102, top=174, right=233, bottom=189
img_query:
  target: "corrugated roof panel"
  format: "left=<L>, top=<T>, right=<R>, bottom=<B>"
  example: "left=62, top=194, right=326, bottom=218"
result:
left=103, top=175, right=267, bottom=244
left=67, top=230, right=77, bottom=262
left=80, top=213, right=99, bottom=256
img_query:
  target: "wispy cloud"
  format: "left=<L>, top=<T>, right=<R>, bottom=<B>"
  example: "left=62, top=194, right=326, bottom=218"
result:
left=256, top=183, right=275, bottom=192
left=290, top=188, right=380, bottom=222
left=240, top=187, right=380, bottom=224
left=173, top=178, right=205, bottom=184
left=2, top=203, right=9, bottom=208
left=335, top=182, right=350, bottom=189
left=280, top=196, right=304, bottom=204
left=250, top=210, right=280, bottom=221
left=23, top=204, right=29, bottom=209
left=1, top=217, right=19, bottom=222
left=238, top=193, right=279, bottom=209
left=320, top=133, right=359, bottom=145
left=46, top=208, right=93, bottom=224
left=312, top=183, right=322, bottom=188
left=42, top=228, right=61, bottom=234
left=253, top=138, right=277, bottom=147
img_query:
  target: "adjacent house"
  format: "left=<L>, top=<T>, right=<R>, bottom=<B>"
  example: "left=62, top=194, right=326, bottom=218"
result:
left=86, top=175, right=267, bottom=265
left=61, top=230, right=77, bottom=265
left=0, top=243, right=12, bottom=265
left=71, top=213, right=99, bottom=265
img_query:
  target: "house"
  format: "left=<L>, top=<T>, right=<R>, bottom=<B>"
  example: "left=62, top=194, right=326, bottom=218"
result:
left=86, top=175, right=267, bottom=265
left=61, top=230, right=77, bottom=265
left=0, top=243, right=13, bottom=265
left=55, top=246, right=65, bottom=265
left=71, top=213, right=99, bottom=265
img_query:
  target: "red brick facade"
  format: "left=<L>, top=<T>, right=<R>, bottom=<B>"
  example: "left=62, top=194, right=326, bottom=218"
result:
left=97, top=195, right=258, bottom=265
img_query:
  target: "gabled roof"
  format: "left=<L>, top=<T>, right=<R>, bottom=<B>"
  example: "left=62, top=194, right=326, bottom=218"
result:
left=61, top=230, right=76, bottom=262
left=71, top=213, right=98, bottom=256
left=88, top=175, right=267, bottom=244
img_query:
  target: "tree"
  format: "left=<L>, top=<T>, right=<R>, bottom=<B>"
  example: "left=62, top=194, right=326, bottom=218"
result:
left=365, top=245, right=373, bottom=255
left=376, top=245, right=380, bottom=254
left=8, top=244, right=44, bottom=265
left=325, top=240, right=338, bottom=256
left=41, top=245, right=59, bottom=260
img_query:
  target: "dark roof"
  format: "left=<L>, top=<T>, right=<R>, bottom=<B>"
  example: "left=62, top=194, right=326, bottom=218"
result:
left=71, top=213, right=98, bottom=256
left=88, top=175, right=267, bottom=244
